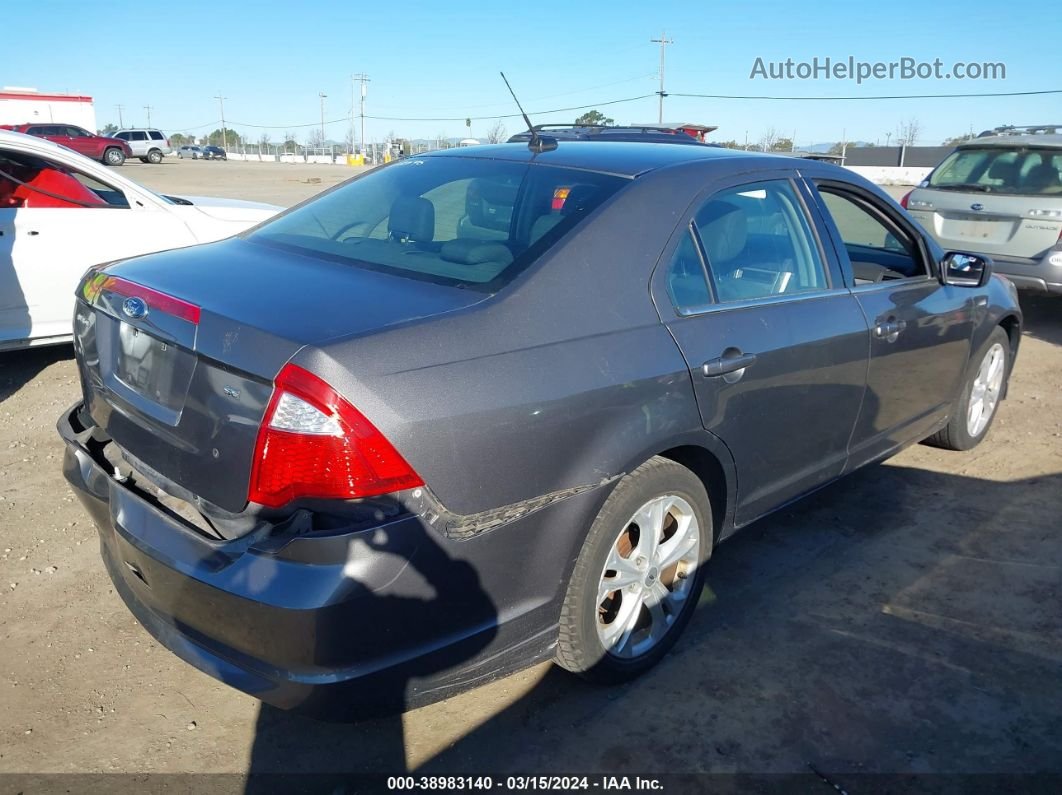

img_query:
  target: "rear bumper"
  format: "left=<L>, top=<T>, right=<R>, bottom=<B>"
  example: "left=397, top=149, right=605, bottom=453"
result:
left=59, top=403, right=588, bottom=719
left=990, top=253, right=1062, bottom=295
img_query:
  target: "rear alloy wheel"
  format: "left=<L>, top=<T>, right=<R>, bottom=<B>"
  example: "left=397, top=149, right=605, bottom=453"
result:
left=103, top=147, right=125, bottom=166
left=557, top=457, right=711, bottom=683
left=925, top=326, right=1010, bottom=451
left=146, top=149, right=163, bottom=164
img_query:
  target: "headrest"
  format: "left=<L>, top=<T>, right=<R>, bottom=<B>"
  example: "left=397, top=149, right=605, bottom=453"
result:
left=440, top=239, right=514, bottom=267
left=389, top=196, right=435, bottom=242
left=466, top=178, right=518, bottom=231
left=1025, top=162, right=1060, bottom=190
left=698, top=200, right=747, bottom=263
left=987, top=158, right=1018, bottom=182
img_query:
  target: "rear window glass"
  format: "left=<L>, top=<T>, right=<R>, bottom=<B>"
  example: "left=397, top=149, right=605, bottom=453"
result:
left=928, top=147, right=1062, bottom=196
left=249, top=156, right=627, bottom=291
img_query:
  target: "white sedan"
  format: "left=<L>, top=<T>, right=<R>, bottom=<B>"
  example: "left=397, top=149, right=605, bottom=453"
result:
left=0, top=129, right=281, bottom=351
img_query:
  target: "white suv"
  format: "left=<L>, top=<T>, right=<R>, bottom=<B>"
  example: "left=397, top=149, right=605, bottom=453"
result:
left=111, top=129, right=172, bottom=163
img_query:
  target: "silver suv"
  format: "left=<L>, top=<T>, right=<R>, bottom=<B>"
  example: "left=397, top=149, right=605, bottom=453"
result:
left=905, top=126, right=1062, bottom=294
left=111, top=128, right=172, bottom=164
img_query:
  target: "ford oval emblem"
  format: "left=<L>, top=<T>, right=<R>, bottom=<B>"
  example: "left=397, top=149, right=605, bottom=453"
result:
left=970, top=202, right=984, bottom=212
left=122, top=296, right=148, bottom=320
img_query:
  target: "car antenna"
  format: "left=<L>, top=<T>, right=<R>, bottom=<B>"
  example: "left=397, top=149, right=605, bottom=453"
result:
left=500, top=71, right=558, bottom=153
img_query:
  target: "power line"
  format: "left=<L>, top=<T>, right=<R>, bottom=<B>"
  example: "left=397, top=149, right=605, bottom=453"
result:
left=220, top=93, right=653, bottom=129
left=670, top=88, right=1062, bottom=100
left=169, top=85, right=1061, bottom=134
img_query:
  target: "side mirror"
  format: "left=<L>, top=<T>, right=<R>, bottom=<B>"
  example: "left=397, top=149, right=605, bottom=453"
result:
left=941, top=251, right=993, bottom=288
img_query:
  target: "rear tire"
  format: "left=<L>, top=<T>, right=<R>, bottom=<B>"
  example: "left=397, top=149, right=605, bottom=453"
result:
left=925, top=326, right=1010, bottom=451
left=102, top=147, right=125, bottom=166
left=146, top=149, right=163, bottom=164
left=556, top=456, right=712, bottom=684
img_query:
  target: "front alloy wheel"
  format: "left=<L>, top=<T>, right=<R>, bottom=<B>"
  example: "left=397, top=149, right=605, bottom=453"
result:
left=924, top=325, right=1011, bottom=451
left=967, top=342, right=1005, bottom=437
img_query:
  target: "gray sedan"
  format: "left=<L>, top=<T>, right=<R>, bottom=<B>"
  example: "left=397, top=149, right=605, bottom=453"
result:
left=59, top=140, right=1021, bottom=718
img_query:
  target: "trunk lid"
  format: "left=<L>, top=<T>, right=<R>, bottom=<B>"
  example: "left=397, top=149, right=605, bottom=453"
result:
left=908, top=188, right=1062, bottom=259
left=74, top=237, right=485, bottom=513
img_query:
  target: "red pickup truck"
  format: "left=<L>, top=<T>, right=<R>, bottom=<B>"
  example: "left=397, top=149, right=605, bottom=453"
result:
left=0, top=123, right=132, bottom=166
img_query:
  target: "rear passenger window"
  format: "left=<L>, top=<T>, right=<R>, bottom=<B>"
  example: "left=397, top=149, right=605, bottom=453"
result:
left=666, top=229, right=712, bottom=310
left=131, top=131, right=148, bottom=141
left=818, top=189, right=927, bottom=283
left=695, top=180, right=827, bottom=302
left=149, top=131, right=164, bottom=140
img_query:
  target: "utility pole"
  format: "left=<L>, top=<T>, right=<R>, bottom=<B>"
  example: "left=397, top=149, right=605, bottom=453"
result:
left=352, top=73, right=370, bottom=154
left=115, top=104, right=124, bottom=127
left=214, top=93, right=228, bottom=149
left=650, top=32, right=673, bottom=124
left=318, top=92, right=327, bottom=141
left=143, top=105, right=153, bottom=127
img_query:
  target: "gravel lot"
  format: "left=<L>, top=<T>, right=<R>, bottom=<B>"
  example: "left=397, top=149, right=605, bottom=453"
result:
left=1, top=159, right=1060, bottom=782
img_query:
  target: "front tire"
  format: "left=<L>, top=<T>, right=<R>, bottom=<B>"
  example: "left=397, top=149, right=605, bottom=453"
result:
left=557, top=456, right=712, bottom=683
left=102, top=147, right=125, bottom=166
left=925, top=326, right=1010, bottom=451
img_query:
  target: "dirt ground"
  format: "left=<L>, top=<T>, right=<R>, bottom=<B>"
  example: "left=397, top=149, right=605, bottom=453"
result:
left=1, top=160, right=1060, bottom=783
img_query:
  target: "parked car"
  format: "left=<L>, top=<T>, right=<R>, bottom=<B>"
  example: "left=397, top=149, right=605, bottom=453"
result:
left=0, top=123, right=131, bottom=166
left=176, top=145, right=203, bottom=160
left=59, top=139, right=1021, bottom=719
left=202, top=145, right=227, bottom=160
left=111, top=128, right=172, bottom=164
left=904, top=126, right=1062, bottom=295
left=509, top=123, right=709, bottom=145
left=0, top=129, right=280, bottom=350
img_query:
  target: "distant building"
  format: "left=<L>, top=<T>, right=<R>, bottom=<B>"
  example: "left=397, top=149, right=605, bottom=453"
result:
left=633, top=122, right=719, bottom=142
left=0, top=87, right=97, bottom=132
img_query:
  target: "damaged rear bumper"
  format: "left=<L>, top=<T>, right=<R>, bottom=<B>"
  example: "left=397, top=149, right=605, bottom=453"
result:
left=58, top=402, right=599, bottom=719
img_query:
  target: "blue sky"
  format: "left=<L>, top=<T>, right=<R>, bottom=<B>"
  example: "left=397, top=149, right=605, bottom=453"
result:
left=9, top=0, right=1059, bottom=146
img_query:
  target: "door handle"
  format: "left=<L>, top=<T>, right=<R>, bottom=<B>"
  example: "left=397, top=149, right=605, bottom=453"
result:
left=703, top=351, right=757, bottom=378
left=873, top=317, right=905, bottom=342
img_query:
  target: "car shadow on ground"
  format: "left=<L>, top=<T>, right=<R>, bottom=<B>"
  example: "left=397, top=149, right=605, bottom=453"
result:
left=1019, top=293, right=1062, bottom=347
left=243, top=464, right=1062, bottom=786
left=0, top=345, right=74, bottom=403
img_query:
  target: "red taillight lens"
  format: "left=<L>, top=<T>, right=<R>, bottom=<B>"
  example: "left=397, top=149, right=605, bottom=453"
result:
left=248, top=364, right=422, bottom=508
left=96, top=276, right=201, bottom=324
left=900, top=190, right=913, bottom=209
left=551, top=187, right=571, bottom=211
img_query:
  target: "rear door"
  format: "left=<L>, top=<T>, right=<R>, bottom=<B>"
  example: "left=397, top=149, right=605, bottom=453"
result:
left=655, top=173, right=869, bottom=526
left=807, top=179, right=973, bottom=468
left=62, top=126, right=98, bottom=158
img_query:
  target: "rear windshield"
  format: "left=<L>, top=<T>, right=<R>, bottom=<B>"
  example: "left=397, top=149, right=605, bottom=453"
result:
left=928, top=146, right=1062, bottom=196
left=248, top=156, right=628, bottom=291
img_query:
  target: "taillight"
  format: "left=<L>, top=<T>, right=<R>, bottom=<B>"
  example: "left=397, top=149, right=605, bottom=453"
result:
left=248, top=364, right=422, bottom=508
left=900, top=190, right=912, bottom=209
left=552, top=187, right=571, bottom=211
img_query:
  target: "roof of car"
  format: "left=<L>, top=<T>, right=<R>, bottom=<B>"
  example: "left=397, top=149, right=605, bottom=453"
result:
left=961, top=133, right=1062, bottom=149
left=426, top=141, right=790, bottom=178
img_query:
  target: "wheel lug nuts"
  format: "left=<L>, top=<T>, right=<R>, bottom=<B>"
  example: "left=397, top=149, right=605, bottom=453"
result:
left=636, top=556, right=647, bottom=568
